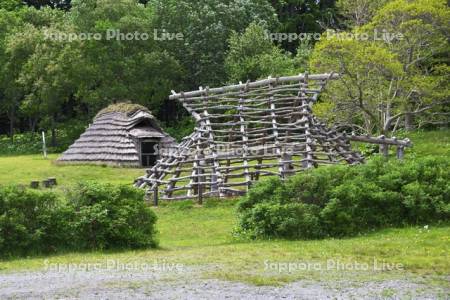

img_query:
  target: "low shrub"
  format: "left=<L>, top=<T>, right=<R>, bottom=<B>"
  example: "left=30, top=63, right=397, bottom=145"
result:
left=0, top=133, right=44, bottom=155
left=0, top=182, right=157, bottom=258
left=0, top=186, right=69, bottom=256
left=67, top=182, right=157, bottom=250
left=237, top=156, right=450, bottom=239
left=0, top=121, right=86, bottom=155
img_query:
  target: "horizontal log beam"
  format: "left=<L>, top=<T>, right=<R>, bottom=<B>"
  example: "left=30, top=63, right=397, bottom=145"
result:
left=349, top=135, right=412, bottom=147
left=169, top=73, right=339, bottom=100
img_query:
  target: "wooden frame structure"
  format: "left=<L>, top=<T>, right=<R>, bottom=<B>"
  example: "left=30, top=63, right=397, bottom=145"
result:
left=135, top=73, right=411, bottom=203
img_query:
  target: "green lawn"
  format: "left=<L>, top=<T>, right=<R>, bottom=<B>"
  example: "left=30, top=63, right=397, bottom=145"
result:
left=403, top=129, right=450, bottom=157
left=0, top=154, right=143, bottom=187
left=0, top=129, right=449, bottom=286
left=1, top=129, right=448, bottom=188
left=353, top=129, right=450, bottom=159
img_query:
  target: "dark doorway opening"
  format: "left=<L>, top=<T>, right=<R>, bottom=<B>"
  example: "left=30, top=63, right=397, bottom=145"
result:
left=141, top=140, right=158, bottom=167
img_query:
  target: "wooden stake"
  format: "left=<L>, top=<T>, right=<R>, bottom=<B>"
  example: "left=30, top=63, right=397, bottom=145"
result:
left=396, top=146, right=404, bottom=160
left=380, top=144, right=389, bottom=158
left=198, top=183, right=203, bottom=205
left=153, top=185, right=159, bottom=206
left=42, top=131, right=47, bottom=159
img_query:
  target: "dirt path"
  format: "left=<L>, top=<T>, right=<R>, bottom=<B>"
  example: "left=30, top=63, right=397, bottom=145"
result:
left=0, top=266, right=448, bottom=299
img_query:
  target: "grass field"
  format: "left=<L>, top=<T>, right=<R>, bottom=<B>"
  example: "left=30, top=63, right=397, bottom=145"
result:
left=0, top=154, right=143, bottom=187
left=0, top=129, right=449, bottom=287
left=0, top=199, right=448, bottom=286
left=0, top=129, right=448, bottom=188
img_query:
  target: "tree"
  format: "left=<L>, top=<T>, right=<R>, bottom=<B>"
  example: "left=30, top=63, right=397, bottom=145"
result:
left=0, top=6, right=27, bottom=140
left=311, top=37, right=404, bottom=134
left=270, top=0, right=338, bottom=52
left=23, top=0, right=71, bottom=10
left=336, top=0, right=391, bottom=27
left=311, top=0, right=450, bottom=135
left=67, top=0, right=183, bottom=117
left=0, top=0, right=185, bottom=141
left=150, top=0, right=278, bottom=87
left=0, top=0, right=24, bottom=11
left=365, top=0, right=450, bottom=130
left=225, top=23, right=298, bottom=82
left=3, top=7, right=72, bottom=144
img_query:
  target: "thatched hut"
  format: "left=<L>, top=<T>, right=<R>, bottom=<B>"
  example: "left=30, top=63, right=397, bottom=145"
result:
left=58, top=103, right=176, bottom=167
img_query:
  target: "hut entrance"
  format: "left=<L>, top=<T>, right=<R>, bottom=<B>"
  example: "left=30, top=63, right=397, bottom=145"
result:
left=140, top=140, right=158, bottom=167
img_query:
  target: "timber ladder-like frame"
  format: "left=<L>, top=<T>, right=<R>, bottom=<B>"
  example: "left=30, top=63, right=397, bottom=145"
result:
left=135, top=73, right=411, bottom=204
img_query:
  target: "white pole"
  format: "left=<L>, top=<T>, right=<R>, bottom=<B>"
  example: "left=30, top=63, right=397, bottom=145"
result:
left=42, top=131, right=47, bottom=159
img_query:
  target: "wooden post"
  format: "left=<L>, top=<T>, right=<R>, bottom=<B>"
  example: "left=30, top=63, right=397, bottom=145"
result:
left=153, top=185, right=159, bottom=206
left=198, top=182, right=203, bottom=205
left=223, top=159, right=231, bottom=183
left=300, top=75, right=314, bottom=170
left=255, top=158, right=262, bottom=181
left=193, top=176, right=199, bottom=195
left=153, top=169, right=159, bottom=206
left=201, top=87, right=221, bottom=195
left=42, top=131, right=47, bottom=159
left=238, top=83, right=251, bottom=191
left=282, top=153, right=293, bottom=177
left=396, top=146, right=404, bottom=160
left=380, top=144, right=389, bottom=158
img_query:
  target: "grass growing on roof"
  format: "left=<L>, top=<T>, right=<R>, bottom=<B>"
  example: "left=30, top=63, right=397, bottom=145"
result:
left=95, top=102, right=151, bottom=118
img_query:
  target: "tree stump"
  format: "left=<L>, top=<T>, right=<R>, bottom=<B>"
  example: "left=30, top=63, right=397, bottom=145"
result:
left=48, top=177, right=57, bottom=186
left=42, top=180, right=51, bottom=188
left=30, top=181, right=40, bottom=189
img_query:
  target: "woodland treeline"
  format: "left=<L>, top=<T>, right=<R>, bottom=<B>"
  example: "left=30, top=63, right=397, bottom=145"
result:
left=0, top=0, right=448, bottom=146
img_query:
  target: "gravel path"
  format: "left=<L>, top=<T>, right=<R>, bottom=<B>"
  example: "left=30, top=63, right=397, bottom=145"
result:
left=0, top=267, right=448, bottom=299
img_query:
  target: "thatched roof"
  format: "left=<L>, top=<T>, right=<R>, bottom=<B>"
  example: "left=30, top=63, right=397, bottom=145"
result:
left=58, top=103, right=176, bottom=167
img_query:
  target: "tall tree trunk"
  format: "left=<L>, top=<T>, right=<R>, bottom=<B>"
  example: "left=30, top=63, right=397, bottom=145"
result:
left=51, top=115, right=57, bottom=147
left=405, top=112, right=414, bottom=131
left=7, top=108, right=15, bottom=142
left=9, top=115, right=14, bottom=142
left=29, top=117, right=38, bottom=137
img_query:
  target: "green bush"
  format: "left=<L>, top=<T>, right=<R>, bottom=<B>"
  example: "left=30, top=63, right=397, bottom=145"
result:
left=0, top=133, right=44, bottom=155
left=0, top=120, right=86, bottom=156
left=237, top=156, right=450, bottom=239
left=239, top=202, right=322, bottom=239
left=0, top=183, right=157, bottom=258
left=164, top=117, right=195, bottom=142
left=67, top=182, right=157, bottom=250
left=0, top=186, right=69, bottom=256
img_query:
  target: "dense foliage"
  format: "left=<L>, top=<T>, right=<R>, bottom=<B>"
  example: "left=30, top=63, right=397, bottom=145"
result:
left=0, top=182, right=157, bottom=257
left=0, top=124, right=85, bottom=155
left=237, top=156, right=450, bottom=239
left=312, top=0, right=449, bottom=134
left=0, top=0, right=448, bottom=151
